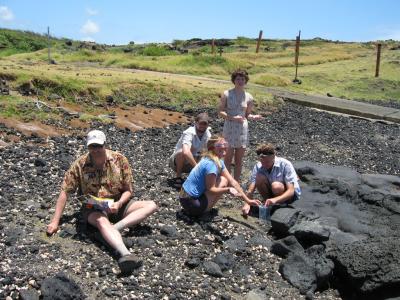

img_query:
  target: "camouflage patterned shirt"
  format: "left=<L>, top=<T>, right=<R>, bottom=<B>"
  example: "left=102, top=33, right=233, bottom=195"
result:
left=61, top=149, right=133, bottom=200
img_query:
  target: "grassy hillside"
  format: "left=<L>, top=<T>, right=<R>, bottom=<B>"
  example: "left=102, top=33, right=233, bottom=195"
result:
left=7, top=33, right=399, bottom=102
left=0, top=28, right=55, bottom=57
left=0, top=29, right=399, bottom=125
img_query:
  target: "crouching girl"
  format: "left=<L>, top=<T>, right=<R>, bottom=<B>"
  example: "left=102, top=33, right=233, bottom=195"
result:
left=179, top=135, right=261, bottom=216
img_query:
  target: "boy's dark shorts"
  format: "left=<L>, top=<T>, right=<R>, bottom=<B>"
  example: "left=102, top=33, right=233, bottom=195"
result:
left=179, top=188, right=208, bottom=216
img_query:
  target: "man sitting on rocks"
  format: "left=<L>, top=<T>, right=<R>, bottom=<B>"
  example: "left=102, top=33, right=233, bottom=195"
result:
left=46, top=129, right=158, bottom=274
left=169, top=112, right=212, bottom=186
left=242, top=143, right=301, bottom=215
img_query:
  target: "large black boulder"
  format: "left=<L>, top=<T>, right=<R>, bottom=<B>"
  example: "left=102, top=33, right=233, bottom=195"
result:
left=40, top=273, right=85, bottom=300
left=279, top=253, right=317, bottom=295
left=328, top=237, right=400, bottom=295
left=270, top=235, right=304, bottom=258
left=279, top=248, right=334, bottom=296
left=288, top=221, right=330, bottom=245
left=270, top=208, right=300, bottom=236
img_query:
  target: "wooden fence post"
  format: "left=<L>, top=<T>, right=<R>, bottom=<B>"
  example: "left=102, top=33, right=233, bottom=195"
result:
left=47, top=26, right=51, bottom=64
left=375, top=43, right=382, bottom=77
left=293, top=30, right=301, bottom=83
left=256, top=30, right=263, bottom=53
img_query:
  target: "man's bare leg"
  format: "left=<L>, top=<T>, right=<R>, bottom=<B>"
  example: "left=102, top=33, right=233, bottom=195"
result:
left=255, top=173, right=273, bottom=200
left=88, top=212, right=130, bottom=256
left=114, top=201, right=158, bottom=232
left=270, top=181, right=285, bottom=196
left=174, top=152, right=185, bottom=178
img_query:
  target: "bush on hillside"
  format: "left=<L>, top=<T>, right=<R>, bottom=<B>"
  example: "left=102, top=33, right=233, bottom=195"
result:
left=0, top=29, right=48, bottom=53
left=138, top=44, right=175, bottom=56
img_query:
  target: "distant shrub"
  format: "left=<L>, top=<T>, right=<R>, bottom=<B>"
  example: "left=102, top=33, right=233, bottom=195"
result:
left=236, top=36, right=253, bottom=46
left=254, top=74, right=290, bottom=87
left=191, top=50, right=202, bottom=56
left=179, top=55, right=227, bottom=67
left=139, top=45, right=174, bottom=56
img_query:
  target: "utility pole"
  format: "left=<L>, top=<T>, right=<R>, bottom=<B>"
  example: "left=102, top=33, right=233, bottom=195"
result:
left=256, top=30, right=263, bottom=53
left=375, top=43, right=382, bottom=77
left=293, top=30, right=301, bottom=83
left=211, top=39, right=215, bottom=55
left=47, top=26, right=51, bottom=64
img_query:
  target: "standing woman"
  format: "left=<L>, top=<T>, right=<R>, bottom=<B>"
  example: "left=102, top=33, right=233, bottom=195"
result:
left=219, top=69, right=262, bottom=181
left=179, top=135, right=261, bottom=216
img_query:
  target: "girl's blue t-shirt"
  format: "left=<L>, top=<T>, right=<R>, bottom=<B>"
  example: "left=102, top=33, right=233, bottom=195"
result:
left=182, top=157, right=225, bottom=198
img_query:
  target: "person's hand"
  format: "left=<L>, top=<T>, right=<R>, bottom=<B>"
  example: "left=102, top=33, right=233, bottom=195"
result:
left=108, top=201, right=121, bottom=214
left=247, top=199, right=262, bottom=206
left=232, top=115, right=245, bottom=123
left=248, top=114, right=264, bottom=121
left=241, top=203, right=251, bottom=217
left=229, top=187, right=239, bottom=196
left=46, top=220, right=59, bottom=236
left=264, top=198, right=276, bottom=207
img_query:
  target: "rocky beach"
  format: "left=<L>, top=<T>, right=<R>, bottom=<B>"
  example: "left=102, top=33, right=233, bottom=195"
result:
left=1, top=102, right=399, bottom=300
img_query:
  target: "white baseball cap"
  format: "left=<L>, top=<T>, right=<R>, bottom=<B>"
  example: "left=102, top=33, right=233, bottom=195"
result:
left=87, top=130, right=106, bottom=146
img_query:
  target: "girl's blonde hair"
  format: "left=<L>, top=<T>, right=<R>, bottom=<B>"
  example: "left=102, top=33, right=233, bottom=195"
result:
left=202, top=135, right=224, bottom=172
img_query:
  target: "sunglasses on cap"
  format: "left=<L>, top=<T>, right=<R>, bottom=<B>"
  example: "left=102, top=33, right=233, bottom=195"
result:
left=258, top=152, right=274, bottom=158
left=214, top=142, right=228, bottom=148
left=88, top=144, right=104, bottom=149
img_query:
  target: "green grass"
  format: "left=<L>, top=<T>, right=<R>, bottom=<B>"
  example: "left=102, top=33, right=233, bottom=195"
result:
left=0, top=28, right=54, bottom=57
left=79, top=113, right=113, bottom=124
left=0, top=95, right=61, bottom=122
left=0, top=28, right=399, bottom=123
left=138, top=44, right=176, bottom=56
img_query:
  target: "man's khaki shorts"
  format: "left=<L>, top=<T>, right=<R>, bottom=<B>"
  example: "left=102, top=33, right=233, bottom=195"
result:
left=81, top=198, right=135, bottom=226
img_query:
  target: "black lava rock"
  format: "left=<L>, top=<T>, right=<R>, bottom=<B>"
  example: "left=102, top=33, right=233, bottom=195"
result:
left=41, top=273, right=85, bottom=300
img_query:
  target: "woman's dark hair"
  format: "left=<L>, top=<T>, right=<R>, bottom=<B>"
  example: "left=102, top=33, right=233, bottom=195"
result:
left=231, top=69, right=249, bottom=84
left=256, top=143, right=276, bottom=156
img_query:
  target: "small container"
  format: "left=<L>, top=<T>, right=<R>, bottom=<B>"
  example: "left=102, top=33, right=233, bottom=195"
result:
left=258, top=205, right=271, bottom=221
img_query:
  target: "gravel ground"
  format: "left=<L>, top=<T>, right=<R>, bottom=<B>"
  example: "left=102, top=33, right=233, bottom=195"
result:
left=0, top=102, right=399, bottom=299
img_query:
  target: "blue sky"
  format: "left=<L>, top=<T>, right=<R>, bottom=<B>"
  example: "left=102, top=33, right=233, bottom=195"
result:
left=0, top=0, right=399, bottom=44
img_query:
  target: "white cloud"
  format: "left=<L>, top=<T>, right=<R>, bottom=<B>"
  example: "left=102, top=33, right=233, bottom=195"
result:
left=81, top=36, right=95, bottom=42
left=81, top=20, right=100, bottom=35
left=0, top=6, right=14, bottom=22
left=86, top=8, right=98, bottom=16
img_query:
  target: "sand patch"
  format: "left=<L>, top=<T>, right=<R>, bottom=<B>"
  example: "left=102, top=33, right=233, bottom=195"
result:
left=111, top=105, right=188, bottom=131
left=0, top=105, right=189, bottom=138
left=0, top=117, right=67, bottom=137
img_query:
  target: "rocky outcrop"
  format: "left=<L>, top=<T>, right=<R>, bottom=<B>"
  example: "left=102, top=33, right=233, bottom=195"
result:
left=266, top=161, right=400, bottom=298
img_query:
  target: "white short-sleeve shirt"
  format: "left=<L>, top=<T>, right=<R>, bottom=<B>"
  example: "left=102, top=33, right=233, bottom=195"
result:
left=173, top=126, right=211, bottom=157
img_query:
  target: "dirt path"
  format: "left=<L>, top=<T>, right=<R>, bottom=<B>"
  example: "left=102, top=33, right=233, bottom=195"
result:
left=67, top=63, right=400, bottom=123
